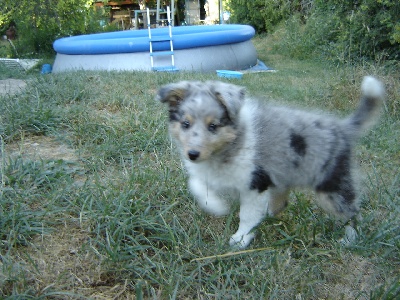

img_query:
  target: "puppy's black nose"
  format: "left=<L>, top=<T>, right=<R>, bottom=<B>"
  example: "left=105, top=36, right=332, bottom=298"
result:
left=188, top=150, right=200, bottom=161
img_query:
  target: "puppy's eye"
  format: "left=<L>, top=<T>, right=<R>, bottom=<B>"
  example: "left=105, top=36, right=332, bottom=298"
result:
left=181, top=120, right=191, bottom=129
left=208, top=123, right=218, bottom=133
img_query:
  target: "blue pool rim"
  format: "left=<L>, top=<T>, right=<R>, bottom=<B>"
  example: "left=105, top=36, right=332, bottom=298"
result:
left=53, top=25, right=255, bottom=55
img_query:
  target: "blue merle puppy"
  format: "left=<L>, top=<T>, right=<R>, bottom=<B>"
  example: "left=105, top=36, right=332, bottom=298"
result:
left=157, top=76, right=385, bottom=249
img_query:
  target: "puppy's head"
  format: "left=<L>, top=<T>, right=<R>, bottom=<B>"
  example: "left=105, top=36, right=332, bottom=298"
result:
left=157, top=80, right=245, bottom=162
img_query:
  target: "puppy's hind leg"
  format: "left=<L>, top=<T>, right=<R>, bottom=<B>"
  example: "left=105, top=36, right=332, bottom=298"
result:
left=268, top=188, right=290, bottom=216
left=229, top=191, right=270, bottom=249
left=316, top=191, right=361, bottom=245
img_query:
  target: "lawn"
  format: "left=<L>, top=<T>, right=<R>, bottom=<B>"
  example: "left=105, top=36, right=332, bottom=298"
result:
left=0, top=34, right=399, bottom=299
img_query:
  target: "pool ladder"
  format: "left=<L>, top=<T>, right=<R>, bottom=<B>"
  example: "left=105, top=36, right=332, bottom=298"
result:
left=147, top=7, right=178, bottom=72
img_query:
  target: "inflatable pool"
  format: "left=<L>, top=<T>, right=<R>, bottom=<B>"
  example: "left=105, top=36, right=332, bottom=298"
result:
left=52, top=25, right=258, bottom=72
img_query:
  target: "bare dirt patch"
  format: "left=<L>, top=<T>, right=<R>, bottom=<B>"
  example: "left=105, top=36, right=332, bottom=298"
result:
left=2, top=134, right=143, bottom=297
left=3, top=136, right=101, bottom=296
left=315, top=254, right=384, bottom=299
left=0, top=79, right=27, bottom=96
left=3, top=135, right=138, bottom=298
left=5, top=135, right=78, bottom=162
left=20, top=224, right=108, bottom=298
left=18, top=222, right=140, bottom=298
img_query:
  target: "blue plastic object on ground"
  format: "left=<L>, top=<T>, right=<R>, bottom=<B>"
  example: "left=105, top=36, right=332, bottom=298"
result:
left=41, top=64, right=52, bottom=74
left=216, top=70, right=243, bottom=79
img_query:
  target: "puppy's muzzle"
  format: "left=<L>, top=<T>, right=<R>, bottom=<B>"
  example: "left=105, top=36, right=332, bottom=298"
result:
left=188, top=150, right=200, bottom=161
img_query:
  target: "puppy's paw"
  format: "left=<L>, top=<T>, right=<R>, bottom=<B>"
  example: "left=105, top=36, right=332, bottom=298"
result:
left=210, top=206, right=230, bottom=217
left=202, top=201, right=230, bottom=217
left=229, top=232, right=255, bottom=249
left=339, top=225, right=358, bottom=246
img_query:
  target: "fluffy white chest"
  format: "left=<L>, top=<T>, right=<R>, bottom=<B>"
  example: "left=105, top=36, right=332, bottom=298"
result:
left=185, top=154, right=254, bottom=192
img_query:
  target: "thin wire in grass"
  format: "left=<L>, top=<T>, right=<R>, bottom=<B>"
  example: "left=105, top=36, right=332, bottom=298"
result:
left=190, top=247, right=276, bottom=262
left=1, top=135, right=5, bottom=191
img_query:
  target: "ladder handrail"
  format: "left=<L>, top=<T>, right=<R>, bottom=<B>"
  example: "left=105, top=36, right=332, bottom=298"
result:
left=167, top=6, right=175, bottom=67
left=147, top=8, right=154, bottom=69
left=147, top=6, right=176, bottom=71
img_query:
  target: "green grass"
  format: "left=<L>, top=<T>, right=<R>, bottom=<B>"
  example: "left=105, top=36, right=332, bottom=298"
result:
left=0, top=35, right=399, bottom=299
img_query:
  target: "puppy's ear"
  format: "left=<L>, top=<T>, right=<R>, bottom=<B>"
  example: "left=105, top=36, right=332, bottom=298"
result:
left=206, top=81, right=246, bottom=120
left=156, top=81, right=190, bottom=108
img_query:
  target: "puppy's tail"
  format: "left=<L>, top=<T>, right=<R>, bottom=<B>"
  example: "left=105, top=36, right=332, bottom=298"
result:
left=347, top=76, right=385, bottom=133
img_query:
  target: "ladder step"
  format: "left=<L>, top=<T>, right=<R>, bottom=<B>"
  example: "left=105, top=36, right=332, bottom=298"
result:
left=150, top=36, right=172, bottom=42
left=152, top=66, right=179, bottom=72
left=150, top=51, right=174, bottom=56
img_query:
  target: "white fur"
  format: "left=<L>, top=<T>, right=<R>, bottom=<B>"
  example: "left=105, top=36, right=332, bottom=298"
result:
left=362, top=76, right=385, bottom=98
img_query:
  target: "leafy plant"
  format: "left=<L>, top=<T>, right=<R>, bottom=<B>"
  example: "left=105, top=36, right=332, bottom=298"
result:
left=227, top=0, right=307, bottom=33
left=229, top=0, right=400, bottom=61
left=0, top=0, right=110, bottom=57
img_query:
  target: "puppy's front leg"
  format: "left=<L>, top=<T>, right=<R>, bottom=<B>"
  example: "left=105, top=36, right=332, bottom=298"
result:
left=229, top=191, right=270, bottom=249
left=188, top=177, right=230, bottom=216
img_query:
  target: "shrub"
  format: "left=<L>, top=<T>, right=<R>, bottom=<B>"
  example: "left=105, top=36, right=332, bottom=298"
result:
left=229, top=0, right=400, bottom=61
left=314, top=0, right=400, bottom=61
left=1, top=0, right=111, bottom=57
left=227, top=0, right=308, bottom=33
